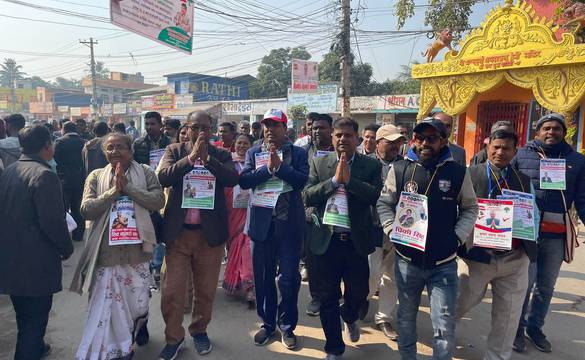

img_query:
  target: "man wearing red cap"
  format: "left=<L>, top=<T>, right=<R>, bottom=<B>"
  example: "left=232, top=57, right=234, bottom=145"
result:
left=240, top=109, right=309, bottom=350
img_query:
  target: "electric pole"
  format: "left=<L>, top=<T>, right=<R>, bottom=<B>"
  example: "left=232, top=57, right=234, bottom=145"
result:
left=80, top=38, right=98, bottom=119
left=340, top=0, right=351, bottom=117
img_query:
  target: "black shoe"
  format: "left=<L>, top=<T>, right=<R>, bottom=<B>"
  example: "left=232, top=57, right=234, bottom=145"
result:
left=254, top=327, right=273, bottom=346
left=279, top=329, right=298, bottom=350
left=358, top=300, right=369, bottom=320
left=135, top=322, right=149, bottom=346
left=192, top=332, right=213, bottom=355
left=40, top=343, right=52, bottom=358
left=526, top=327, right=552, bottom=353
left=377, top=322, right=398, bottom=341
left=158, top=338, right=184, bottom=360
left=512, top=329, right=526, bottom=353
left=306, top=298, right=320, bottom=316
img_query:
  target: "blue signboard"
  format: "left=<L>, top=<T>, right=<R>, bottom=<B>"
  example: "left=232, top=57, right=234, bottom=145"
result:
left=166, top=73, right=250, bottom=102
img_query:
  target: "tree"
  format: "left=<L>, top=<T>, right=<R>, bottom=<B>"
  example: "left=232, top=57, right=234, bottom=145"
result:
left=0, top=58, right=25, bottom=87
left=53, top=77, right=81, bottom=89
left=250, top=47, right=311, bottom=98
left=94, top=61, right=109, bottom=79
left=28, top=76, right=52, bottom=88
left=318, top=49, right=374, bottom=96
left=395, top=0, right=478, bottom=38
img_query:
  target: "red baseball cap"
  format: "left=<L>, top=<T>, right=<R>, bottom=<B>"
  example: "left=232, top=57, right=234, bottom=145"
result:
left=261, top=109, right=288, bottom=125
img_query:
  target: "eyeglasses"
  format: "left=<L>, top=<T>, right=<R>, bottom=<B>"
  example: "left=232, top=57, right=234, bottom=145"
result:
left=105, top=145, right=129, bottom=152
left=189, top=125, right=211, bottom=132
left=414, top=134, right=442, bottom=144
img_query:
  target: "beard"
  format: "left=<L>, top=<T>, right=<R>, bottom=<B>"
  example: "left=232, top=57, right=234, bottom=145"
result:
left=415, top=146, right=437, bottom=163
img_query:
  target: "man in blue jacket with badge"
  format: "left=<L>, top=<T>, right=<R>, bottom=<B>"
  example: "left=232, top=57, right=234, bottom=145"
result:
left=240, top=109, right=309, bottom=350
left=512, top=113, right=585, bottom=353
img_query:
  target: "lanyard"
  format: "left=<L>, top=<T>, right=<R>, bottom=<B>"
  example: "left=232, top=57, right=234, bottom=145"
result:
left=409, top=163, right=439, bottom=196
left=487, top=162, right=525, bottom=198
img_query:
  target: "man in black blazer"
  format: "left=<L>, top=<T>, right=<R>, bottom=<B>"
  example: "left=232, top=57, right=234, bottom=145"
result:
left=303, top=117, right=382, bottom=359
left=0, top=125, right=73, bottom=360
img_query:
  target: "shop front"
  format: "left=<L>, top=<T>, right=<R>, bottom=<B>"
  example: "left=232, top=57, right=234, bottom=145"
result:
left=412, top=0, right=585, bottom=162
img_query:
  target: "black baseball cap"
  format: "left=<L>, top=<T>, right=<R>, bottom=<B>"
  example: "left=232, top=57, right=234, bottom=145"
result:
left=413, top=117, right=448, bottom=138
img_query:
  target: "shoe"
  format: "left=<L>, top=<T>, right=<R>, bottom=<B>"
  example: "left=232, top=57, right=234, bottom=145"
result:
left=325, top=354, right=341, bottom=359
left=153, top=269, right=161, bottom=288
left=377, top=322, right=398, bottom=341
left=254, top=327, right=273, bottom=346
left=192, top=333, right=213, bottom=355
left=135, top=322, right=149, bottom=346
left=40, top=343, right=51, bottom=358
left=343, top=320, right=360, bottom=343
left=306, top=298, right=320, bottom=316
left=526, top=327, right=552, bottom=353
left=358, top=301, right=369, bottom=320
left=512, top=329, right=526, bottom=353
left=279, top=328, right=298, bottom=350
left=158, top=338, right=184, bottom=360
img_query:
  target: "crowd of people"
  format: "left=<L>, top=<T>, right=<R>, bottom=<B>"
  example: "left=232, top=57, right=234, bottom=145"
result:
left=0, top=108, right=583, bottom=360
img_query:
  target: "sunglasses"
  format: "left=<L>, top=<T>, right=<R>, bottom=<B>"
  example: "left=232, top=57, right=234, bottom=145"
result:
left=414, top=134, right=442, bottom=144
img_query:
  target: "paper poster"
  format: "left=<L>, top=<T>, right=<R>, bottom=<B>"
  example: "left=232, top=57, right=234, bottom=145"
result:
left=391, top=192, right=429, bottom=251
left=322, top=185, right=350, bottom=228
left=314, top=150, right=334, bottom=158
left=232, top=185, right=250, bottom=209
left=473, top=198, right=514, bottom=250
left=539, top=158, right=566, bottom=190
left=181, top=166, right=216, bottom=209
left=250, top=183, right=293, bottom=209
left=109, top=196, right=141, bottom=246
left=110, top=0, right=194, bottom=54
left=499, top=189, right=537, bottom=241
left=149, top=149, right=165, bottom=171
left=255, top=151, right=284, bottom=193
left=291, top=59, right=319, bottom=92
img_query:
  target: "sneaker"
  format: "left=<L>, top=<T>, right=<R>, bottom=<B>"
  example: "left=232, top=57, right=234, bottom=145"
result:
left=40, top=343, right=51, bottom=358
left=279, top=328, right=298, bottom=350
left=358, top=301, right=369, bottom=320
left=343, top=320, right=360, bottom=343
left=512, top=329, right=526, bottom=353
left=135, top=322, right=149, bottom=346
left=324, top=354, right=341, bottom=359
left=526, top=327, right=552, bottom=353
left=192, top=333, right=213, bottom=355
left=377, top=322, right=398, bottom=341
left=158, top=338, right=184, bottom=360
left=306, top=298, right=320, bottom=316
left=254, top=327, right=273, bottom=346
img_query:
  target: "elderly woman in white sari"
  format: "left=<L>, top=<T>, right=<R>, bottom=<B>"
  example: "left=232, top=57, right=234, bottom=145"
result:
left=71, top=133, right=165, bottom=360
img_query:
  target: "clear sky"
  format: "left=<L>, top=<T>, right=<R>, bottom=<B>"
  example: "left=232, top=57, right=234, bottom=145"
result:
left=0, top=0, right=503, bottom=86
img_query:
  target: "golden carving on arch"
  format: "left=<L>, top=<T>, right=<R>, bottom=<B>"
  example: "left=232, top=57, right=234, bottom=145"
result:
left=417, top=64, right=585, bottom=120
left=412, top=0, right=585, bottom=79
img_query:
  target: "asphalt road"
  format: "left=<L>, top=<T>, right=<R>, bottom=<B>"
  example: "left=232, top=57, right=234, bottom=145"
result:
left=1, top=238, right=584, bottom=360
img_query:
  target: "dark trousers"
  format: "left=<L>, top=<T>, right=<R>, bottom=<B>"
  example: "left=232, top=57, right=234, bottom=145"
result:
left=251, top=219, right=301, bottom=333
left=10, top=295, right=53, bottom=360
left=303, top=222, right=319, bottom=300
left=63, top=185, right=84, bottom=240
left=311, top=235, right=370, bottom=355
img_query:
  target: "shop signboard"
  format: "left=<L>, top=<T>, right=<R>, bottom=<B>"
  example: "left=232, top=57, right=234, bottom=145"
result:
left=287, top=84, right=338, bottom=113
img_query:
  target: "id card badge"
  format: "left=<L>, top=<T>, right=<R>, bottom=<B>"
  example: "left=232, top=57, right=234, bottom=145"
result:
left=539, top=158, right=566, bottom=190
left=181, top=166, right=216, bottom=209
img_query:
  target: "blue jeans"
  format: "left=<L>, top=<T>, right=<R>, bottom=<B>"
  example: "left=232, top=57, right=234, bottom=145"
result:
left=518, top=235, right=565, bottom=333
left=151, top=243, right=166, bottom=272
left=395, top=257, right=458, bottom=360
left=251, top=220, right=301, bottom=333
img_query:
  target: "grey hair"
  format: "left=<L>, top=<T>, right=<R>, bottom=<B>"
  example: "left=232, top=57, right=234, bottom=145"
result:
left=102, top=133, right=133, bottom=154
left=491, top=120, right=513, bottom=132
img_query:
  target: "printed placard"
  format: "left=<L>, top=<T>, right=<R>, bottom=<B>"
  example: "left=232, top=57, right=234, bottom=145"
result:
left=255, top=151, right=284, bottom=193
left=474, top=198, right=514, bottom=250
left=498, top=189, right=537, bottom=241
left=391, top=192, right=429, bottom=251
left=149, top=149, right=165, bottom=171
left=232, top=185, right=251, bottom=209
left=109, top=196, right=141, bottom=246
left=314, top=150, right=334, bottom=158
left=322, top=185, right=350, bottom=228
left=539, top=158, right=566, bottom=190
left=181, top=166, right=216, bottom=210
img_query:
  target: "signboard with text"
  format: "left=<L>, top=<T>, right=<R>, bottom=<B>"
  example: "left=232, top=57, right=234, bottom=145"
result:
left=110, top=0, right=194, bottom=54
left=291, top=59, right=319, bottom=92
left=287, top=84, right=338, bottom=113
